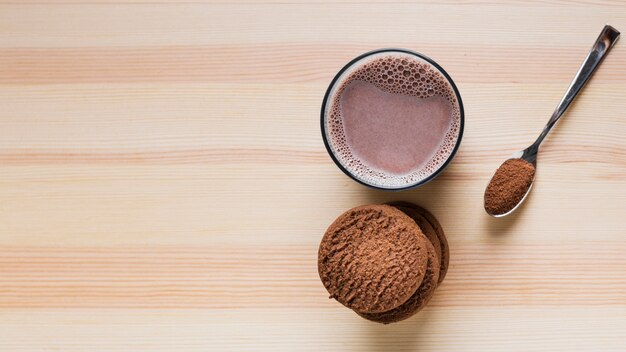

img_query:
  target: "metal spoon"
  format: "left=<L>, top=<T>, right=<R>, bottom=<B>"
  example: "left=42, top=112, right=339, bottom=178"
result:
left=485, top=25, right=620, bottom=217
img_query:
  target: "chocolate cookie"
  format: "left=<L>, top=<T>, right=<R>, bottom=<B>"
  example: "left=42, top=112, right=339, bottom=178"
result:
left=318, top=204, right=429, bottom=313
left=388, top=201, right=449, bottom=284
left=357, top=238, right=440, bottom=324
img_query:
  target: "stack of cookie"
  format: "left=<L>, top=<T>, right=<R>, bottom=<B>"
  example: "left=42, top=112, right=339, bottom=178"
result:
left=318, top=202, right=448, bottom=324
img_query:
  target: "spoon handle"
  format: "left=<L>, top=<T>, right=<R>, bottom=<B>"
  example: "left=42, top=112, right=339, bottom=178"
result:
left=534, top=25, right=620, bottom=147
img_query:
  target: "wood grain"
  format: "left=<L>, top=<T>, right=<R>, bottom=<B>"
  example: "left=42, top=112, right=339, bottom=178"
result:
left=1, top=1, right=625, bottom=351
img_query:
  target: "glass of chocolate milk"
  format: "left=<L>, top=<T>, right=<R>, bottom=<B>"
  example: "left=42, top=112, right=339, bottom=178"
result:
left=321, top=49, right=464, bottom=190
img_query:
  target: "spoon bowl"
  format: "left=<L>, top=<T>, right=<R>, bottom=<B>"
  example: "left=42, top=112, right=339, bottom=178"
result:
left=484, top=149, right=536, bottom=218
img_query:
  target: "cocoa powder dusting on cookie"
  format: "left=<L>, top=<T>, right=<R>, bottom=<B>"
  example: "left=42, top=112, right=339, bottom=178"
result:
left=484, top=158, right=536, bottom=215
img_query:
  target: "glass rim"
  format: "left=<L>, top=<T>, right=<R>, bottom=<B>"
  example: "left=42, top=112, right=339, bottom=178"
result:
left=320, top=48, right=465, bottom=191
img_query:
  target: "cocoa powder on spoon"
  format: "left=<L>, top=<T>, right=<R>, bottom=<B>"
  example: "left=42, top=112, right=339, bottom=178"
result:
left=484, top=158, right=536, bottom=216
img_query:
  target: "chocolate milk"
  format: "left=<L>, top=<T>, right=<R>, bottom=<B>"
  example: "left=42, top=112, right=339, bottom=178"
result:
left=324, top=52, right=461, bottom=188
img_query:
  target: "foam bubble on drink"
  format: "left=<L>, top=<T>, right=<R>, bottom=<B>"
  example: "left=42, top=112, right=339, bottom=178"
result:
left=324, top=52, right=461, bottom=188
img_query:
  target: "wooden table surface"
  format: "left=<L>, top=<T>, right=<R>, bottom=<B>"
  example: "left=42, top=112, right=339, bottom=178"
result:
left=1, top=1, right=626, bottom=351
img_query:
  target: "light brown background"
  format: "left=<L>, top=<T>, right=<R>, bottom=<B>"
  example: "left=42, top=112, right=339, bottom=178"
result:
left=1, top=1, right=626, bottom=351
